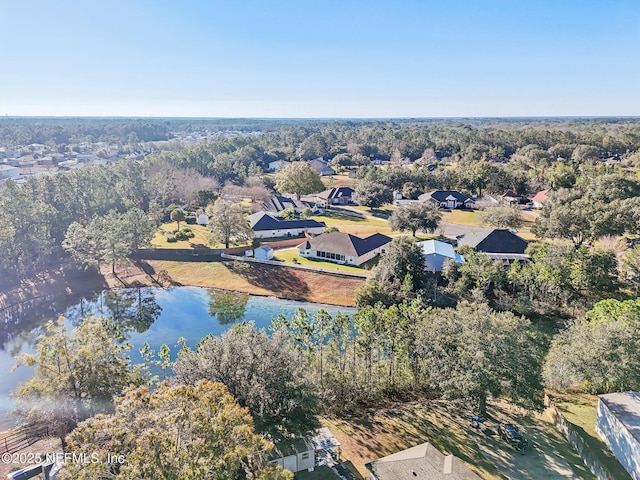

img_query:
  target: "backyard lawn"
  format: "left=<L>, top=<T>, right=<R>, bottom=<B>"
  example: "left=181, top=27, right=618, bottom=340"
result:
left=310, top=212, right=393, bottom=237
left=273, top=248, right=372, bottom=276
left=323, top=398, right=596, bottom=480
left=150, top=222, right=250, bottom=250
left=294, top=466, right=339, bottom=480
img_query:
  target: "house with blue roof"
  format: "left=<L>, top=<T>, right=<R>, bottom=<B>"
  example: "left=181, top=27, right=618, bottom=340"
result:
left=418, top=239, right=465, bottom=272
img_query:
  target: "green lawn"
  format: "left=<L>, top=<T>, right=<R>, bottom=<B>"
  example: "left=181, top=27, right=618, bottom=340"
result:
left=294, top=466, right=338, bottom=480
left=441, top=209, right=484, bottom=227
left=552, top=392, right=633, bottom=479
left=310, top=212, right=392, bottom=237
left=273, top=248, right=371, bottom=276
left=150, top=222, right=249, bottom=249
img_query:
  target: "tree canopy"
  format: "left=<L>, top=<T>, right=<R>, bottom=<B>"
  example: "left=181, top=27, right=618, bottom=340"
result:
left=274, top=161, right=324, bottom=197
left=389, top=202, right=442, bottom=236
left=61, top=380, right=293, bottom=480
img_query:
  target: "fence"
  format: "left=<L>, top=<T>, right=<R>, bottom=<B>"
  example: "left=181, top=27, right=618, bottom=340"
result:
left=0, top=424, right=50, bottom=454
left=220, top=253, right=369, bottom=279
left=544, top=395, right=618, bottom=480
left=132, top=248, right=222, bottom=262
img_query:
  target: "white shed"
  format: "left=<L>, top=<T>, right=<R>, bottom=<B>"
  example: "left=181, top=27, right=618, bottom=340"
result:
left=254, top=245, right=274, bottom=260
left=196, top=213, right=208, bottom=225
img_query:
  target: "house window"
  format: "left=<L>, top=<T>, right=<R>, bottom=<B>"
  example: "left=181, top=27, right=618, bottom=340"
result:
left=301, top=452, right=310, bottom=460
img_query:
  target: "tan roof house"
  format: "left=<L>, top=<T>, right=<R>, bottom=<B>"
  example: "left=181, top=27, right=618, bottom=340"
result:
left=365, top=442, right=481, bottom=480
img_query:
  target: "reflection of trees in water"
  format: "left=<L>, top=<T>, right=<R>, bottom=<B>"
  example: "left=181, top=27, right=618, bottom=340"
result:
left=207, top=289, right=249, bottom=325
left=101, top=288, right=162, bottom=342
left=0, top=288, right=162, bottom=353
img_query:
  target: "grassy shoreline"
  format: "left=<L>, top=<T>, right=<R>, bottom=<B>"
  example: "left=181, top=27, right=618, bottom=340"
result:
left=108, top=259, right=362, bottom=307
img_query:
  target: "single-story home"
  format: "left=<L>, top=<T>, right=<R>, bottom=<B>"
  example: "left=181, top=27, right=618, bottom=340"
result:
left=297, top=231, right=391, bottom=266
left=457, top=229, right=529, bottom=264
left=418, top=239, right=465, bottom=272
left=307, top=157, right=335, bottom=176
left=305, top=187, right=354, bottom=206
left=270, top=437, right=315, bottom=473
left=365, top=442, right=481, bottom=480
left=253, top=245, right=274, bottom=260
left=261, top=195, right=313, bottom=215
left=596, top=392, right=640, bottom=480
left=531, top=189, right=550, bottom=209
left=501, top=190, right=522, bottom=205
left=248, top=211, right=326, bottom=239
left=268, top=160, right=291, bottom=171
left=418, top=190, right=475, bottom=209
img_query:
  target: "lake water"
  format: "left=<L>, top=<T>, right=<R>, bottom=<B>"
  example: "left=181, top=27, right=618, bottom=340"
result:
left=0, top=287, right=356, bottom=430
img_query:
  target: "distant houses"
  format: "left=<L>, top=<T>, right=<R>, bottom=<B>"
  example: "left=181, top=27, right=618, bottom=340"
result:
left=419, top=190, right=475, bottom=209
left=418, top=239, right=465, bottom=272
left=365, top=442, right=481, bottom=480
left=457, top=229, right=529, bottom=263
left=268, top=160, right=291, bottom=171
left=298, top=231, right=391, bottom=266
left=248, top=212, right=326, bottom=239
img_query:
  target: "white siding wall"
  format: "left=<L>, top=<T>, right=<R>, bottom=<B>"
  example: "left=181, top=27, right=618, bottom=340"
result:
left=253, top=226, right=325, bottom=239
left=596, top=400, right=640, bottom=479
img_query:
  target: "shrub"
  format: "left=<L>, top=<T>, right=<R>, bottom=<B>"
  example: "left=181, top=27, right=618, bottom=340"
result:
left=166, top=234, right=177, bottom=243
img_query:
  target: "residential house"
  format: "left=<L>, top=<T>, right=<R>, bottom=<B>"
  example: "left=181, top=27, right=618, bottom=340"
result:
left=531, top=189, right=550, bottom=209
left=253, top=245, right=274, bottom=260
left=419, top=190, right=475, bottom=209
left=248, top=212, right=326, bottom=239
left=365, top=442, right=481, bottom=480
left=596, top=392, right=640, bottom=480
left=297, top=231, right=391, bottom=266
left=261, top=195, right=312, bottom=215
left=305, top=187, right=354, bottom=206
left=307, top=157, right=335, bottom=176
left=418, top=240, right=464, bottom=272
left=501, top=190, right=522, bottom=205
left=457, top=229, right=529, bottom=264
left=270, top=438, right=315, bottom=473
left=268, top=160, right=291, bottom=171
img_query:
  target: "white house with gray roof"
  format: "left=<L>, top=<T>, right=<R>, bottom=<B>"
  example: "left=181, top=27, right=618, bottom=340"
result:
left=297, top=231, right=391, bottom=266
left=248, top=212, right=326, bottom=239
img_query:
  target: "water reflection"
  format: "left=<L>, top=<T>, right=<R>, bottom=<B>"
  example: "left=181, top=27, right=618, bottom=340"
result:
left=207, top=290, right=250, bottom=325
left=101, top=288, right=163, bottom=342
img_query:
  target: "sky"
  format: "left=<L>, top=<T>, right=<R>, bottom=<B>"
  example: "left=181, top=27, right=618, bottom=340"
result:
left=0, top=0, right=639, bottom=118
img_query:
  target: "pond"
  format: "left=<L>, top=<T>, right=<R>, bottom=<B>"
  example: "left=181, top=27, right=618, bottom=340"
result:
left=0, top=287, right=357, bottom=430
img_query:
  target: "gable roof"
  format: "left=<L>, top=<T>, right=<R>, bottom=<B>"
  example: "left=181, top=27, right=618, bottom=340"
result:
left=316, top=187, right=354, bottom=201
left=418, top=240, right=457, bottom=258
left=501, top=190, right=521, bottom=199
left=297, top=231, right=391, bottom=257
left=248, top=212, right=325, bottom=231
left=261, top=195, right=307, bottom=213
left=458, top=229, right=528, bottom=254
left=365, top=442, right=481, bottom=480
left=419, top=190, right=474, bottom=203
left=532, top=189, right=550, bottom=203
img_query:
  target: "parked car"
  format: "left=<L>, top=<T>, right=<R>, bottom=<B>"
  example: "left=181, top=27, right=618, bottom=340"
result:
left=499, top=423, right=528, bottom=453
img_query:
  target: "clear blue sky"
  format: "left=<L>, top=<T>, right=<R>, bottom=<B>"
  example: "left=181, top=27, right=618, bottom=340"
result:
left=1, top=0, right=638, bottom=117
